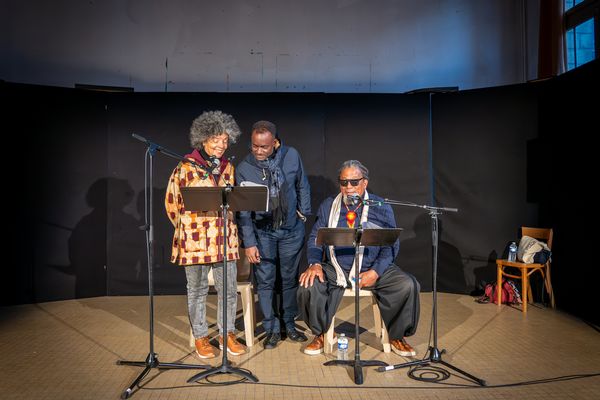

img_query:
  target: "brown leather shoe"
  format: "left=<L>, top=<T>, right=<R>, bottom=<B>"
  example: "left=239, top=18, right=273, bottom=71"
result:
left=303, top=334, right=324, bottom=355
left=391, top=338, right=417, bottom=357
left=195, top=336, right=218, bottom=359
left=219, top=332, right=247, bottom=356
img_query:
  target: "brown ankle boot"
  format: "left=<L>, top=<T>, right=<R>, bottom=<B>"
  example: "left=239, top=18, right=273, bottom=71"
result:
left=303, top=334, right=324, bottom=355
left=390, top=338, right=417, bottom=357
left=195, top=336, right=218, bottom=359
left=219, top=332, right=247, bottom=356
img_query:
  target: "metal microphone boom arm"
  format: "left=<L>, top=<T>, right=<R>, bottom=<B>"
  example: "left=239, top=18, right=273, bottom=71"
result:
left=363, top=197, right=458, bottom=213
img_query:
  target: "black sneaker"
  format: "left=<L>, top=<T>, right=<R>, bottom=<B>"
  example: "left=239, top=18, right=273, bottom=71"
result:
left=263, top=332, right=281, bottom=349
left=285, top=328, right=308, bottom=342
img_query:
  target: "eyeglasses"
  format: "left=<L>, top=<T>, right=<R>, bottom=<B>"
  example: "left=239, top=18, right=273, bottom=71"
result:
left=338, top=177, right=364, bottom=187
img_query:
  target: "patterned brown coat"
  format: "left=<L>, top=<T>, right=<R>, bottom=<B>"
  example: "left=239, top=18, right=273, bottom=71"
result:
left=165, top=159, right=239, bottom=265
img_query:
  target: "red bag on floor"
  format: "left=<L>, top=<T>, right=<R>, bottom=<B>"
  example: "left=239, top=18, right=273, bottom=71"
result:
left=477, top=280, right=522, bottom=304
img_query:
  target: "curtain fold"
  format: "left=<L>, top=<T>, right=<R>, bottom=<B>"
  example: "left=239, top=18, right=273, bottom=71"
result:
left=538, top=0, right=566, bottom=78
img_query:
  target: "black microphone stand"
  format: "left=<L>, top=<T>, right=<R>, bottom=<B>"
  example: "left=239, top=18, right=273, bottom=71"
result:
left=322, top=226, right=389, bottom=385
left=186, top=184, right=259, bottom=384
left=370, top=199, right=486, bottom=386
left=117, top=134, right=210, bottom=399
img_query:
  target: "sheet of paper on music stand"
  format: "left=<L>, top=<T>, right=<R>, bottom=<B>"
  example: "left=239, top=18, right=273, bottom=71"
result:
left=240, top=181, right=269, bottom=211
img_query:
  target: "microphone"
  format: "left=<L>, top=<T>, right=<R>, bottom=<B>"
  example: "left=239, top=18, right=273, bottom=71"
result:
left=131, top=133, right=165, bottom=152
left=208, top=156, right=221, bottom=174
left=363, top=198, right=384, bottom=206
left=347, top=194, right=362, bottom=206
left=131, top=133, right=149, bottom=144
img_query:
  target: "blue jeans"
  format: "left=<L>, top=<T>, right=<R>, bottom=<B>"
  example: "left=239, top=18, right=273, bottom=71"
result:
left=185, top=261, right=237, bottom=338
left=254, top=218, right=305, bottom=333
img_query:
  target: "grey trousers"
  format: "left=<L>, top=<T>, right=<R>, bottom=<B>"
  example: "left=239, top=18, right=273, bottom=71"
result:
left=297, top=262, right=420, bottom=340
left=185, top=261, right=237, bottom=338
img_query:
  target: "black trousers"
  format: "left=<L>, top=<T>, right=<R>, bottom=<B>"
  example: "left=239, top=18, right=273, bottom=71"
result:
left=297, top=262, right=420, bottom=340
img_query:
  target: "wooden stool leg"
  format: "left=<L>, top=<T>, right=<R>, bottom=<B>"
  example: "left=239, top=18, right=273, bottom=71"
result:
left=521, top=268, right=528, bottom=313
left=371, top=296, right=382, bottom=338
left=325, top=317, right=336, bottom=354
left=381, top=323, right=391, bottom=353
left=545, top=266, right=556, bottom=308
left=370, top=295, right=390, bottom=353
left=496, top=263, right=503, bottom=307
left=239, top=285, right=255, bottom=347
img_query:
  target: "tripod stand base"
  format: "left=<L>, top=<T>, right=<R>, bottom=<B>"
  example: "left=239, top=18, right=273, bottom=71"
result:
left=377, top=347, right=486, bottom=386
left=187, top=360, right=259, bottom=383
left=117, top=353, right=209, bottom=398
left=324, top=359, right=388, bottom=385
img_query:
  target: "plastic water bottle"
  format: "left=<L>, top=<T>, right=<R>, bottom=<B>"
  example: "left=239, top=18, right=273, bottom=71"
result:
left=508, top=241, right=518, bottom=262
left=337, top=333, right=349, bottom=360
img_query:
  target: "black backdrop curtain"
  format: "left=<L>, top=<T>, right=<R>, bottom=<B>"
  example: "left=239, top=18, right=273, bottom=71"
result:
left=3, top=60, right=598, bottom=325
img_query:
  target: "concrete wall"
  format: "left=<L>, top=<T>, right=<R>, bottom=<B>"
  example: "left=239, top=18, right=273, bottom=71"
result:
left=1, top=0, right=539, bottom=92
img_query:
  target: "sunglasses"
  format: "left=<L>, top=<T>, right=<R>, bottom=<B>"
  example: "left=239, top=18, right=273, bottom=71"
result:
left=338, top=177, right=364, bottom=187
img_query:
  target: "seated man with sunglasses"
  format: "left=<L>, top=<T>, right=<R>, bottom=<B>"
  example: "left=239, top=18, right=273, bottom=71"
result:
left=297, top=160, right=420, bottom=356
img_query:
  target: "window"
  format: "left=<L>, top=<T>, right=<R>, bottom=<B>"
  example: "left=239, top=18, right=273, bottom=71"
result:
left=565, top=0, right=585, bottom=11
left=566, top=18, right=595, bottom=69
left=564, top=0, right=599, bottom=70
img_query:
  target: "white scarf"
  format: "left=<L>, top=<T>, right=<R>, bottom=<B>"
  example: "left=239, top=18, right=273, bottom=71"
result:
left=327, top=191, right=370, bottom=287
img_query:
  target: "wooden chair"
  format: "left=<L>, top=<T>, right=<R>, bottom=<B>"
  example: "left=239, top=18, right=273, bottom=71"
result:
left=496, top=227, right=555, bottom=313
left=189, top=256, right=255, bottom=347
left=324, top=288, right=391, bottom=354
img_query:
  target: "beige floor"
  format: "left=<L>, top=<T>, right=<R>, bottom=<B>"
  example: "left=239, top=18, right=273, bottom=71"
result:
left=0, top=293, right=599, bottom=400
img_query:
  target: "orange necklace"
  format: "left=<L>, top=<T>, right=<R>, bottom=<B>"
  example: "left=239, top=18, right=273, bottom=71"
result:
left=344, top=202, right=361, bottom=228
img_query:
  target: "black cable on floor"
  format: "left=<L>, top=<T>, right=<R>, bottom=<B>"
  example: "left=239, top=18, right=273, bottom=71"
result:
left=139, top=372, right=600, bottom=391
left=407, top=365, right=451, bottom=382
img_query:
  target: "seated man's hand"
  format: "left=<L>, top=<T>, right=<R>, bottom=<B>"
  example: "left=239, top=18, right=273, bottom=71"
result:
left=299, top=263, right=325, bottom=288
left=358, top=269, right=379, bottom=289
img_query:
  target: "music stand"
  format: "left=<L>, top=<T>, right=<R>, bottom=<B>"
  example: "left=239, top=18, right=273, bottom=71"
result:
left=317, top=227, right=402, bottom=385
left=183, top=185, right=267, bottom=384
left=374, top=200, right=486, bottom=386
left=117, top=135, right=210, bottom=400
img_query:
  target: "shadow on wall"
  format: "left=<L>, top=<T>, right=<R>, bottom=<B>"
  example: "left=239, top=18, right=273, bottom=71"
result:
left=400, top=213, right=468, bottom=294
left=468, top=250, right=499, bottom=297
left=105, top=180, right=146, bottom=295
left=134, top=186, right=187, bottom=295
left=68, top=178, right=111, bottom=298
left=67, top=177, right=151, bottom=298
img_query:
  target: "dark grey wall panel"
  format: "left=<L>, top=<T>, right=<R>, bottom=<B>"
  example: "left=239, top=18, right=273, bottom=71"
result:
left=433, top=86, right=539, bottom=294
left=2, top=83, right=108, bottom=304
